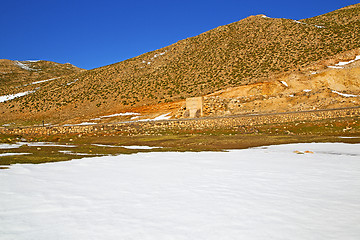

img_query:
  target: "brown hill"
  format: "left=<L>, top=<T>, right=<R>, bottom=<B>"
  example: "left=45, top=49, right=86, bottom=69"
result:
left=1, top=3, right=360, bottom=125
left=201, top=48, right=360, bottom=116
left=0, top=60, right=84, bottom=96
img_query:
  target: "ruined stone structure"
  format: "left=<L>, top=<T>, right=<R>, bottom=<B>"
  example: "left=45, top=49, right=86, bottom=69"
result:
left=184, top=97, right=204, bottom=118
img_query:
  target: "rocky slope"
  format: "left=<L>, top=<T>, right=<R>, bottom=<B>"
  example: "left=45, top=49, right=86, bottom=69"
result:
left=201, top=48, right=360, bottom=116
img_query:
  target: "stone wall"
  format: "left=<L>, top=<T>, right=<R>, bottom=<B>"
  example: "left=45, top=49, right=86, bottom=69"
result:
left=189, top=95, right=267, bottom=117
left=1, top=107, right=359, bottom=136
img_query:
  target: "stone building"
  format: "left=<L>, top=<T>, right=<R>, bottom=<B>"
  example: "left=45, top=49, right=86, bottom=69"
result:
left=184, top=97, right=204, bottom=118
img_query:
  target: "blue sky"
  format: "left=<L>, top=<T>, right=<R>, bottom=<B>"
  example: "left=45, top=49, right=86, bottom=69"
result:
left=1, top=0, right=358, bottom=70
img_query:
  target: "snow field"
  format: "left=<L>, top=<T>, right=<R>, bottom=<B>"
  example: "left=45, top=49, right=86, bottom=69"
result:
left=0, top=143, right=359, bottom=240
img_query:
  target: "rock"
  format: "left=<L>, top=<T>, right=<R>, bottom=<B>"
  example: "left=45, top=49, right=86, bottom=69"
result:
left=294, top=150, right=304, bottom=154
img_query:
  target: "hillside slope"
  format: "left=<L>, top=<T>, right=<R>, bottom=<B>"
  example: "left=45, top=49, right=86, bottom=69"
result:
left=0, top=60, right=84, bottom=95
left=1, top=3, right=360, bottom=125
left=202, top=48, right=360, bottom=116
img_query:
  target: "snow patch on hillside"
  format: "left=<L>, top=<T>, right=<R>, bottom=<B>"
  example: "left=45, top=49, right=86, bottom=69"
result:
left=30, top=77, right=59, bottom=85
left=335, top=55, right=360, bottom=66
left=141, top=51, right=167, bottom=66
left=66, top=79, right=78, bottom=85
left=293, top=20, right=325, bottom=29
left=153, top=52, right=166, bottom=58
left=24, top=60, right=40, bottom=62
left=328, top=55, right=360, bottom=69
left=92, top=112, right=140, bottom=120
left=294, top=20, right=306, bottom=25
left=280, top=81, right=288, bottom=87
left=135, top=112, right=172, bottom=122
left=14, top=61, right=38, bottom=71
left=332, top=90, right=359, bottom=98
left=153, top=112, right=172, bottom=120
left=0, top=91, right=35, bottom=103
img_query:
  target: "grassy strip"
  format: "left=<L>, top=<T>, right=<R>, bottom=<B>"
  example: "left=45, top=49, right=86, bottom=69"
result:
left=0, top=116, right=359, bottom=166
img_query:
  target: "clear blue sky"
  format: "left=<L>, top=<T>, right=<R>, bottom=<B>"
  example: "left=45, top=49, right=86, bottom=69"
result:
left=1, top=0, right=358, bottom=70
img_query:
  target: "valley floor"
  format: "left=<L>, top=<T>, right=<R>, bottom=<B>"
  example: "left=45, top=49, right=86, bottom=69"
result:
left=1, top=142, right=359, bottom=240
left=0, top=108, right=359, bottom=165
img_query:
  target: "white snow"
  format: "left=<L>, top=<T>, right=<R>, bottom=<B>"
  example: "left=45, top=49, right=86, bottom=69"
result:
left=93, top=112, right=140, bottom=120
left=0, top=91, right=34, bottom=103
left=294, top=20, right=306, bottom=25
left=142, top=51, right=166, bottom=66
left=14, top=61, right=37, bottom=71
left=102, top=112, right=140, bottom=118
left=280, top=81, right=288, bottom=87
left=332, top=90, right=359, bottom=98
left=0, top=142, right=359, bottom=240
left=63, top=122, right=98, bottom=126
left=0, top=143, right=24, bottom=149
left=24, top=60, right=40, bottom=62
left=261, top=14, right=270, bottom=18
left=0, top=153, right=31, bottom=157
left=289, top=94, right=294, bottom=97
left=66, top=79, right=78, bottom=86
left=23, top=142, right=77, bottom=148
left=153, top=52, right=166, bottom=58
left=328, top=55, right=360, bottom=69
left=303, top=89, right=312, bottom=92
left=58, top=150, right=98, bottom=156
left=130, top=113, right=172, bottom=122
left=338, top=136, right=360, bottom=139
left=335, top=55, right=360, bottom=66
left=30, top=77, right=59, bottom=85
left=91, top=144, right=121, bottom=148
left=121, top=145, right=162, bottom=149
left=293, top=20, right=325, bottom=29
left=0, top=142, right=76, bottom=149
left=91, top=144, right=161, bottom=150
left=153, top=112, right=172, bottom=120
